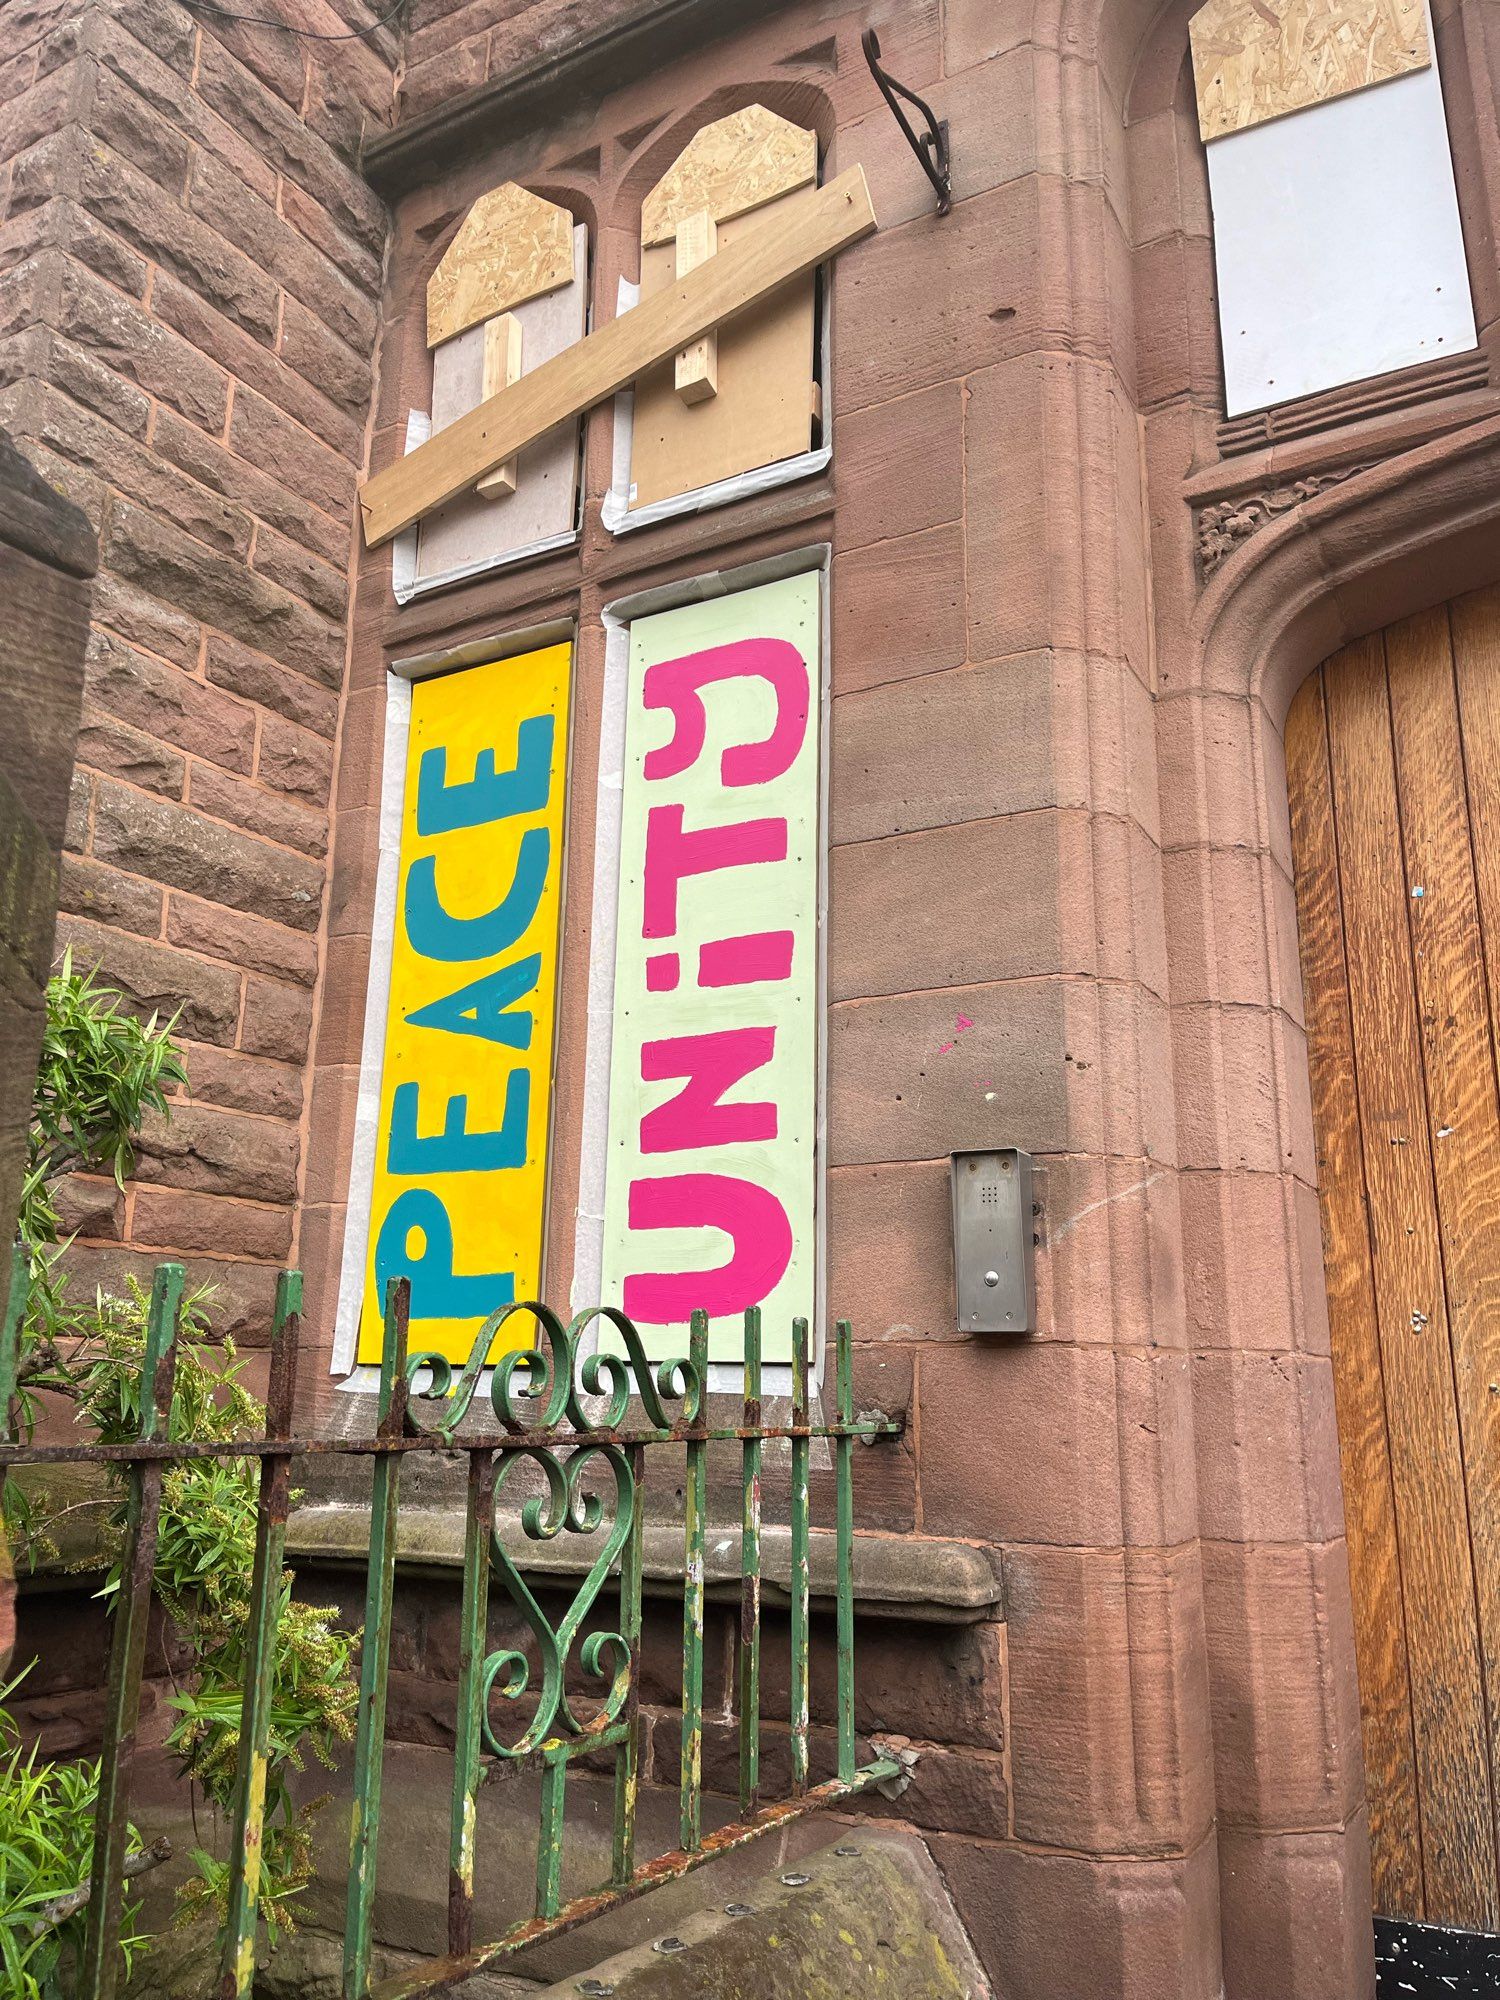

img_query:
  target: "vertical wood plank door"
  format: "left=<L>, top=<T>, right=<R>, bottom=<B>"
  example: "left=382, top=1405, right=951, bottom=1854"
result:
left=1287, top=587, right=1500, bottom=1930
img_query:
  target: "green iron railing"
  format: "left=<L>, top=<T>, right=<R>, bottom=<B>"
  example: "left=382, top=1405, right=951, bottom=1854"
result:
left=0, top=1258, right=904, bottom=1998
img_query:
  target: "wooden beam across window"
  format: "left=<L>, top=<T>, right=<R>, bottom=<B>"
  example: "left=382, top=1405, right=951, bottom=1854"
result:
left=358, top=165, right=876, bottom=548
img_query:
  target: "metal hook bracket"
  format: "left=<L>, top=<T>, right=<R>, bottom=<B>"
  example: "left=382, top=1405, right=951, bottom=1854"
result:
left=861, top=28, right=951, bottom=216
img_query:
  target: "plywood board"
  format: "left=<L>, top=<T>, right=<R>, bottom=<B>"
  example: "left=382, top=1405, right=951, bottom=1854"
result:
left=1207, top=59, right=1476, bottom=415
left=1190, top=0, right=1429, bottom=141
left=641, top=103, right=816, bottom=247
left=599, top=573, right=821, bottom=1365
left=629, top=186, right=815, bottom=510
left=361, top=165, right=875, bottom=546
left=415, top=225, right=586, bottom=582
left=357, top=642, right=571, bottom=1368
left=427, top=183, right=575, bottom=349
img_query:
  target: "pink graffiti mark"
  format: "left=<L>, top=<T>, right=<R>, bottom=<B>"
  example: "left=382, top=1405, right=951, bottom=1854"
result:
left=934, top=1014, right=975, bottom=1058
left=698, top=930, right=794, bottom=987
left=642, top=804, right=787, bottom=939
left=640, top=1027, right=778, bottom=1155
left=645, top=953, right=679, bottom=992
left=623, top=1173, right=793, bottom=1322
left=643, top=638, right=810, bottom=788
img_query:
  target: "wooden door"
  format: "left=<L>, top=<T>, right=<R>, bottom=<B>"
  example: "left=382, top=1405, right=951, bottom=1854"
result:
left=1286, top=588, right=1500, bottom=1929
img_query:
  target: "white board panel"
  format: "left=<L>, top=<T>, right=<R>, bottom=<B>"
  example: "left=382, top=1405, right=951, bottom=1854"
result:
left=1207, top=46, right=1476, bottom=416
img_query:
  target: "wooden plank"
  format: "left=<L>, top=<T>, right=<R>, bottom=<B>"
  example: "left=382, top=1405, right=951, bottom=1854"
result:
left=427, top=184, right=574, bottom=349
left=630, top=187, right=815, bottom=509
left=362, top=165, right=875, bottom=547
left=1190, top=0, right=1430, bottom=142
left=641, top=104, right=816, bottom=246
left=476, top=313, right=522, bottom=498
left=1324, top=631, right=1499, bottom=1930
left=1285, top=669, right=1422, bottom=1920
left=1386, top=607, right=1500, bottom=1913
left=673, top=211, right=718, bottom=405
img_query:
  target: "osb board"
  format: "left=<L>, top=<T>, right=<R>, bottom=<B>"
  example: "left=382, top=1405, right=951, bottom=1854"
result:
left=641, top=104, right=816, bottom=247
left=427, top=183, right=575, bottom=348
left=1190, top=0, right=1429, bottom=141
left=628, top=186, right=814, bottom=510
left=416, top=224, right=586, bottom=578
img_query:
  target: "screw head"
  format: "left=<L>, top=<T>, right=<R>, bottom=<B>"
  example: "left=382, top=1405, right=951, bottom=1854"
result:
left=653, top=1936, right=687, bottom=1954
left=780, top=1871, right=812, bottom=1887
left=724, top=1902, right=756, bottom=1917
left=578, top=1983, right=615, bottom=1996
left=834, top=1845, right=861, bottom=1857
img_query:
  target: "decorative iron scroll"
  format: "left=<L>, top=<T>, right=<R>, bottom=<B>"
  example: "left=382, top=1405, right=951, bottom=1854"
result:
left=0, top=1260, right=904, bottom=2000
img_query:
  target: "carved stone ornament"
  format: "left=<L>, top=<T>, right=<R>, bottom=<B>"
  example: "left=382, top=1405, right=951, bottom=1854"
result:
left=1195, top=464, right=1373, bottom=578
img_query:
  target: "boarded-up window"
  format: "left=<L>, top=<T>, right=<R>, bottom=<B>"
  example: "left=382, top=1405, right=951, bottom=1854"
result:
left=1190, top=0, right=1477, bottom=415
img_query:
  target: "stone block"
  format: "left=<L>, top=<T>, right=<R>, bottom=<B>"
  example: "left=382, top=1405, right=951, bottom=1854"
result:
left=1200, top=1539, right=1365, bottom=1834
left=188, top=762, right=329, bottom=861
left=832, top=523, right=965, bottom=694
left=834, top=381, right=963, bottom=554
left=1001, top=1543, right=1216, bottom=1855
left=91, top=777, right=325, bottom=931
left=826, top=978, right=1079, bottom=1165
left=132, top=1185, right=292, bottom=1262
left=63, top=1237, right=284, bottom=1343
left=1033, top=1151, right=1187, bottom=1349
left=252, top=522, right=348, bottom=623
left=826, top=1159, right=956, bottom=1343
left=133, top=1097, right=299, bottom=1204
left=830, top=655, right=1060, bottom=847
left=58, top=844, right=161, bottom=936
left=53, top=912, right=241, bottom=1046
left=86, top=626, right=256, bottom=775
left=964, top=350, right=1149, bottom=677
left=103, top=496, right=345, bottom=685
left=205, top=633, right=338, bottom=740
left=919, top=1340, right=1197, bottom=1548
left=154, top=407, right=350, bottom=569
left=178, top=1041, right=302, bottom=1122
left=229, top=384, right=359, bottom=523
left=240, top=973, right=315, bottom=1064
left=152, top=273, right=362, bottom=462
left=1217, top=1816, right=1376, bottom=2000
left=929, top=1830, right=1223, bottom=2000
left=1191, top=1350, right=1345, bottom=1546
left=758, top=1611, right=1007, bottom=1753
left=829, top=812, right=1065, bottom=1001
left=75, top=708, right=183, bottom=795
left=53, top=1172, right=123, bottom=1241
left=76, top=140, right=279, bottom=343
left=166, top=892, right=319, bottom=987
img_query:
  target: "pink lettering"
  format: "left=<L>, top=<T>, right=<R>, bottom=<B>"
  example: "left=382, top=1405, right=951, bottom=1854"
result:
left=643, top=638, right=810, bottom=788
left=641, top=804, right=786, bottom=939
left=623, top=1173, right=793, bottom=1322
left=645, top=953, right=679, bottom=992
left=698, top=931, right=794, bottom=987
left=640, top=1028, right=777, bottom=1155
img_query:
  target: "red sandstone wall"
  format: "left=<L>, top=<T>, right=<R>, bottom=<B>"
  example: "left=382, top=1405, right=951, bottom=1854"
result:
left=0, top=0, right=396, bottom=1353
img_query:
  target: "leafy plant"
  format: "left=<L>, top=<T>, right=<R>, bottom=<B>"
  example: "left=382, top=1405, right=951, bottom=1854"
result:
left=0, top=1673, right=146, bottom=2000
left=1, top=960, right=357, bottom=1967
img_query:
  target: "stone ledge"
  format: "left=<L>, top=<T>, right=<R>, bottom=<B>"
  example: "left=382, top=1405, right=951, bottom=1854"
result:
left=287, top=1500, right=1003, bottom=1626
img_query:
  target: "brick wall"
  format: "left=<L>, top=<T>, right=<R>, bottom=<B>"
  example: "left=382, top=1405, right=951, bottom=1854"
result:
left=0, top=0, right=395, bottom=1351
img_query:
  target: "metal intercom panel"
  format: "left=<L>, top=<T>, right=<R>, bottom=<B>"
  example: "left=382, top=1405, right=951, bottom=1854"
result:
left=950, top=1148, right=1035, bottom=1334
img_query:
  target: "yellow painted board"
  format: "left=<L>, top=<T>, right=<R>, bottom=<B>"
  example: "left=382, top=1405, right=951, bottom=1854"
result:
left=1190, top=0, right=1429, bottom=142
left=360, top=165, right=876, bottom=547
left=357, top=643, right=571, bottom=1366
